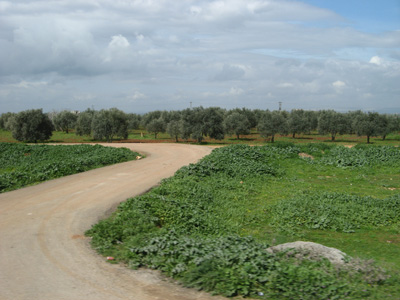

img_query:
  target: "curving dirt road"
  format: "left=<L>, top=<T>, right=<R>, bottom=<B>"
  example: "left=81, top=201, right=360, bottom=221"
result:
left=0, top=143, right=226, bottom=300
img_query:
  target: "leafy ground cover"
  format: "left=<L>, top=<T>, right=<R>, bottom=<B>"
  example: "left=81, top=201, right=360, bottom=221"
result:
left=0, top=143, right=139, bottom=192
left=87, top=144, right=400, bottom=299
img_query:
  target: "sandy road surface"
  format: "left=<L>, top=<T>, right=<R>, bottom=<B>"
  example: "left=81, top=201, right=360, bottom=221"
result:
left=0, top=143, right=226, bottom=300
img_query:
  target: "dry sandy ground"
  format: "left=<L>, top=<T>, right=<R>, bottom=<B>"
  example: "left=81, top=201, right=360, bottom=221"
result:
left=0, top=143, right=226, bottom=300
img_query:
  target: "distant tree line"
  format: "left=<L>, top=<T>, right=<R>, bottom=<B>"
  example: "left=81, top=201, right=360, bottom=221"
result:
left=1, top=107, right=399, bottom=143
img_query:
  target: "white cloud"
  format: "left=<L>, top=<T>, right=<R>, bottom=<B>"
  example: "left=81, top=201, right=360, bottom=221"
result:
left=332, top=80, right=346, bottom=88
left=73, top=93, right=96, bottom=101
left=103, top=34, right=132, bottom=63
left=108, top=34, right=130, bottom=49
left=228, top=87, right=244, bottom=96
left=13, top=80, right=48, bottom=88
left=278, top=82, right=294, bottom=88
left=128, top=91, right=146, bottom=101
left=369, top=56, right=382, bottom=65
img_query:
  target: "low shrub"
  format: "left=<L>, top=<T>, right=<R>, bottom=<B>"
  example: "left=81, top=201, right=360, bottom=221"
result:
left=0, top=143, right=138, bottom=192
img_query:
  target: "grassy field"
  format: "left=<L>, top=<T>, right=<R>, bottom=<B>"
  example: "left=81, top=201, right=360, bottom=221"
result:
left=1, top=128, right=399, bottom=146
left=87, top=143, right=400, bottom=299
left=2, top=129, right=400, bottom=299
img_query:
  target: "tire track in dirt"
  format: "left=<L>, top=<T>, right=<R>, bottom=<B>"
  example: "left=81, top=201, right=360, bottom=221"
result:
left=0, top=143, right=226, bottom=300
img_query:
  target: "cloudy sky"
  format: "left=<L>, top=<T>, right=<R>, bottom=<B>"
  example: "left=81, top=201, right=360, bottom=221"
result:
left=0, top=0, right=399, bottom=114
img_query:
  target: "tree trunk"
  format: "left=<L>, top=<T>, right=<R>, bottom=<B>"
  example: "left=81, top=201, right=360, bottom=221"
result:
left=367, top=135, right=370, bottom=144
left=271, top=135, right=275, bottom=143
left=236, top=134, right=240, bottom=140
left=292, top=133, right=296, bottom=138
left=331, top=135, right=335, bottom=141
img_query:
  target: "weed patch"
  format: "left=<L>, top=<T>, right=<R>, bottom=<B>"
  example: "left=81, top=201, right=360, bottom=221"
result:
left=270, top=192, right=400, bottom=233
left=87, top=144, right=400, bottom=299
left=0, top=143, right=138, bottom=192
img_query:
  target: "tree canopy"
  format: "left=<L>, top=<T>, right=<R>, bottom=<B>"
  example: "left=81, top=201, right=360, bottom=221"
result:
left=91, top=108, right=128, bottom=142
left=53, top=110, right=78, bottom=134
left=11, top=109, right=54, bottom=142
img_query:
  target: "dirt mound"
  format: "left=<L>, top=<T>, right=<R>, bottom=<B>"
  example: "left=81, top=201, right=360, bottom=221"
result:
left=267, top=241, right=347, bottom=265
left=298, top=152, right=314, bottom=160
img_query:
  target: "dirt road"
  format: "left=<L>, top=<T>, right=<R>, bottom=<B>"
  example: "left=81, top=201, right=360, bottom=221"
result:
left=0, top=143, right=225, bottom=300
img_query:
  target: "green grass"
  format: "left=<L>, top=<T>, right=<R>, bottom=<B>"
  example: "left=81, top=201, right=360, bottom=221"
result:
left=87, top=144, right=400, bottom=299
left=1, top=128, right=399, bottom=146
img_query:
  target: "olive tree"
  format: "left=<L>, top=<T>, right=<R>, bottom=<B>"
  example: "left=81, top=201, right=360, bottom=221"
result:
left=202, top=107, right=225, bottom=141
left=0, top=112, right=16, bottom=130
left=141, top=110, right=163, bottom=128
left=91, top=108, right=128, bottom=142
left=146, top=117, right=166, bottom=139
left=11, top=109, right=54, bottom=142
left=127, top=113, right=142, bottom=130
left=317, top=110, right=349, bottom=141
left=288, top=109, right=310, bottom=138
left=53, top=110, right=78, bottom=133
left=179, top=107, right=205, bottom=143
left=224, top=112, right=251, bottom=139
left=76, top=108, right=96, bottom=136
left=258, top=110, right=288, bottom=143
left=376, top=114, right=394, bottom=141
left=166, top=120, right=182, bottom=142
left=352, top=111, right=380, bottom=143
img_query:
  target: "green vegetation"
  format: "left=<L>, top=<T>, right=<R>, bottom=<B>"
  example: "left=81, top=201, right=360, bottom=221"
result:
left=87, top=144, right=400, bottom=299
left=2, top=108, right=399, bottom=144
left=271, top=193, right=400, bottom=233
left=1, top=127, right=399, bottom=147
left=0, top=143, right=138, bottom=192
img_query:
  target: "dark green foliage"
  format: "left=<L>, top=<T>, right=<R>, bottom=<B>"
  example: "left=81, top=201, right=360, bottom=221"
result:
left=0, top=112, right=16, bottom=130
left=202, top=107, right=225, bottom=140
left=92, top=108, right=128, bottom=142
left=128, top=232, right=359, bottom=299
left=317, top=145, right=400, bottom=168
left=166, top=120, right=182, bottom=142
left=224, top=112, right=251, bottom=139
left=53, top=110, right=78, bottom=133
left=352, top=111, right=381, bottom=143
left=258, top=110, right=288, bottom=142
left=86, top=144, right=397, bottom=299
left=76, top=108, right=96, bottom=136
left=127, top=113, right=142, bottom=130
left=288, top=109, right=310, bottom=138
left=179, top=107, right=225, bottom=142
left=271, top=192, right=400, bottom=233
left=0, top=143, right=137, bottom=192
left=176, top=144, right=280, bottom=178
left=146, top=117, right=166, bottom=139
left=318, top=110, right=350, bottom=141
left=11, top=109, right=54, bottom=142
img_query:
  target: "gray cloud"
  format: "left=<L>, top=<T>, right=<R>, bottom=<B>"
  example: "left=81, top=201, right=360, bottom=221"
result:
left=0, top=0, right=399, bottom=113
